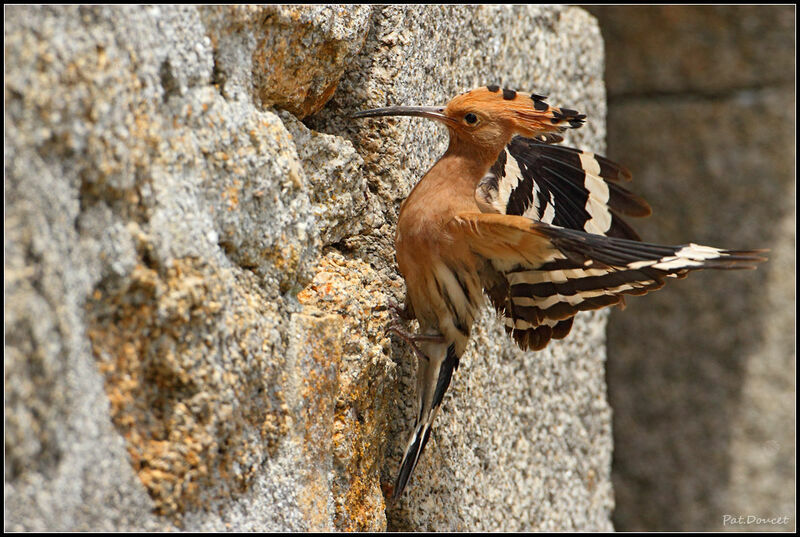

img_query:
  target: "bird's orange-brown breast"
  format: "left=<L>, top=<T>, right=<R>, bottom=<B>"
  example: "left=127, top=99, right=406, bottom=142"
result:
left=395, top=152, right=489, bottom=339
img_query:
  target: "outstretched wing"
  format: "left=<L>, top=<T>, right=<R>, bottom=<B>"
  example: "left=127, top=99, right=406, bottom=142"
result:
left=476, top=135, right=651, bottom=240
left=451, top=213, right=766, bottom=351
left=472, top=136, right=652, bottom=348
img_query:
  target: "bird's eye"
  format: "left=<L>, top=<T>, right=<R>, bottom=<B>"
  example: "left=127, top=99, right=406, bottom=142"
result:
left=464, top=113, right=479, bottom=125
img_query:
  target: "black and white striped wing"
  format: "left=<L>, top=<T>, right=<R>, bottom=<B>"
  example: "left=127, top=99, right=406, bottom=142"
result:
left=470, top=138, right=766, bottom=351
left=475, top=135, right=651, bottom=240
left=452, top=213, right=765, bottom=352
left=474, top=136, right=652, bottom=348
left=499, top=223, right=765, bottom=351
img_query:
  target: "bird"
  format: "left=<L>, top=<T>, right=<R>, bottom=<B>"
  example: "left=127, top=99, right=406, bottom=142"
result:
left=351, top=85, right=766, bottom=501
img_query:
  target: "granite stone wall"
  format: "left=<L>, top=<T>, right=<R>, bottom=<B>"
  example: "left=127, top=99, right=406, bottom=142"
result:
left=5, top=6, right=614, bottom=531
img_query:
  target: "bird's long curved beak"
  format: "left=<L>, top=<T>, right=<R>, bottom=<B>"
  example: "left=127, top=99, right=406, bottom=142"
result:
left=351, top=105, right=454, bottom=125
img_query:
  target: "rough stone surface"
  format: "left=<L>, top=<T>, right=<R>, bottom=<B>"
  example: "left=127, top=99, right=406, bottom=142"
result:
left=587, top=6, right=795, bottom=532
left=200, top=5, right=372, bottom=118
left=6, top=5, right=613, bottom=531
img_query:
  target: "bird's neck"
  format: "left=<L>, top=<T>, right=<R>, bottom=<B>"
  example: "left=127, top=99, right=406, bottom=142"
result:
left=397, top=134, right=507, bottom=225
left=440, top=136, right=504, bottom=189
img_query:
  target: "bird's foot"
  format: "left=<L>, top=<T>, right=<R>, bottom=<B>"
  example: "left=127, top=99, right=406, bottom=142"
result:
left=375, top=299, right=441, bottom=361
left=385, top=322, right=444, bottom=363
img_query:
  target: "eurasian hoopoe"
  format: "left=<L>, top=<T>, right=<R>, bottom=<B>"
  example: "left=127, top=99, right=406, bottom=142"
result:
left=352, top=85, right=766, bottom=501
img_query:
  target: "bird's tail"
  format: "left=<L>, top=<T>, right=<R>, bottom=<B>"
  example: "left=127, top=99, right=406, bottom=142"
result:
left=393, top=339, right=460, bottom=501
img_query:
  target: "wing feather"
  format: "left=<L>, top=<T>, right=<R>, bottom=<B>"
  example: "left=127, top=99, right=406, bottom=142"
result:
left=475, top=136, right=651, bottom=239
left=473, top=135, right=653, bottom=347
left=451, top=213, right=766, bottom=351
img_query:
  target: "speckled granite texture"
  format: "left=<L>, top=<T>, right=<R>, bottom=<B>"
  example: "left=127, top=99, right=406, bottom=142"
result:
left=5, top=5, right=613, bottom=531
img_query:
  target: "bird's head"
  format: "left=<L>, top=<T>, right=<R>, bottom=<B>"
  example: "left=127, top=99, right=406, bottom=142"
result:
left=352, top=85, right=586, bottom=158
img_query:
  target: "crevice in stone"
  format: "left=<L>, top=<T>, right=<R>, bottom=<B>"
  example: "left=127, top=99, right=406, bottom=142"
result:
left=209, top=53, right=228, bottom=99
left=159, top=59, right=181, bottom=102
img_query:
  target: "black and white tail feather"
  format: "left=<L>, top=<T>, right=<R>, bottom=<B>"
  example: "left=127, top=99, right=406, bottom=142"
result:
left=393, top=341, right=458, bottom=500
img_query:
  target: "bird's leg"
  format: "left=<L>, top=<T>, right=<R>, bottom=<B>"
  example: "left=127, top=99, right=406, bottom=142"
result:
left=378, top=300, right=443, bottom=362
left=386, top=324, right=444, bottom=363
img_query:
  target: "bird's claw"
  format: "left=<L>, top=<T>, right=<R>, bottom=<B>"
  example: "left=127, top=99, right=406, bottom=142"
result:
left=388, top=329, right=429, bottom=362
left=389, top=301, right=414, bottom=321
left=385, top=323, right=446, bottom=363
left=376, top=299, right=442, bottom=361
